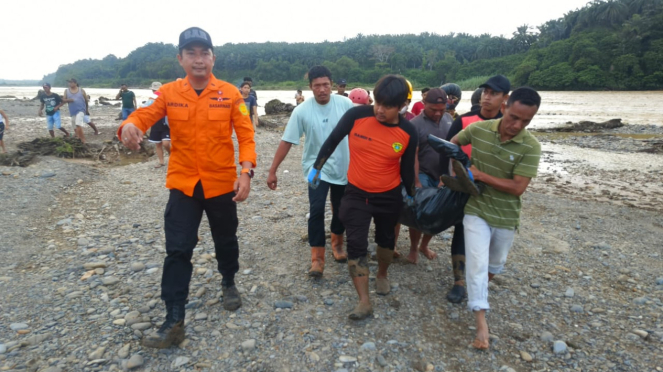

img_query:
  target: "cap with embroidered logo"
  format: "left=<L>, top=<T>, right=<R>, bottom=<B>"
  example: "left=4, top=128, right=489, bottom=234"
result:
left=179, top=27, right=213, bottom=50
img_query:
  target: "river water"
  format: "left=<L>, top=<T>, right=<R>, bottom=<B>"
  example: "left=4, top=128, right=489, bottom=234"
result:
left=2, top=87, right=663, bottom=129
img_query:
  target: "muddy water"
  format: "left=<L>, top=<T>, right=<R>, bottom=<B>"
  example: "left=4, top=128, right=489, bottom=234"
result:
left=3, top=87, right=663, bottom=129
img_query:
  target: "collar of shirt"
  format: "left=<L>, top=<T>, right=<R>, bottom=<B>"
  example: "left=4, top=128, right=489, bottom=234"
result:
left=178, top=75, right=224, bottom=96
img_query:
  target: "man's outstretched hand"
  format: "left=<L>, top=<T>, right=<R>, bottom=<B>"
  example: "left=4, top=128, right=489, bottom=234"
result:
left=120, top=123, right=144, bottom=151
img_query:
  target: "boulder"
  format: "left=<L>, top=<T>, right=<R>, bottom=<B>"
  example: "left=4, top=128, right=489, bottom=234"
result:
left=264, top=99, right=295, bottom=115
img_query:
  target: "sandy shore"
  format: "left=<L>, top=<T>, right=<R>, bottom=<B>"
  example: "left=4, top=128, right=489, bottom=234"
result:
left=0, top=100, right=661, bottom=371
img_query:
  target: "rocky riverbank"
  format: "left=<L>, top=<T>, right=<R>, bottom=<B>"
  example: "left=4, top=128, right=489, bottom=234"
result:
left=0, top=101, right=661, bottom=372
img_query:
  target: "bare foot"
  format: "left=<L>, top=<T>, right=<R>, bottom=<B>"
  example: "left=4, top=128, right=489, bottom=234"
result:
left=472, top=336, right=489, bottom=350
left=406, top=250, right=418, bottom=264
left=419, top=246, right=437, bottom=260
left=473, top=312, right=490, bottom=350
left=154, top=163, right=165, bottom=168
left=392, top=250, right=401, bottom=259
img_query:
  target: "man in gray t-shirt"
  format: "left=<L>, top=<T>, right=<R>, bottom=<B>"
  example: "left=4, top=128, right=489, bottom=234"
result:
left=401, top=88, right=451, bottom=264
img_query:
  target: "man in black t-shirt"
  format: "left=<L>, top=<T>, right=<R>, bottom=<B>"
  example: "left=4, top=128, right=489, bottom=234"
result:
left=38, top=83, right=70, bottom=138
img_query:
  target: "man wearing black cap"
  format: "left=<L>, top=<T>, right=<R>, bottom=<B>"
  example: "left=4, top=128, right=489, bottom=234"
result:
left=440, top=74, right=510, bottom=304
left=118, top=27, right=256, bottom=349
left=336, top=79, right=348, bottom=97
left=398, top=88, right=453, bottom=264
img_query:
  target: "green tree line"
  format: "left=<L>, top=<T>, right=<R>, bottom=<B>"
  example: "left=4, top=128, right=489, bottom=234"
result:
left=44, top=0, right=663, bottom=90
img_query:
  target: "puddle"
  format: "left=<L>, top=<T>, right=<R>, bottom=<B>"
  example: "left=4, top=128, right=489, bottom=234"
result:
left=540, top=143, right=662, bottom=172
left=535, top=132, right=663, bottom=140
left=533, top=143, right=663, bottom=211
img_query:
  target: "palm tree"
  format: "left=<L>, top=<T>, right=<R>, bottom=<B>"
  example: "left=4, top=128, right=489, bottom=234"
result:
left=596, top=0, right=629, bottom=26
left=512, top=24, right=537, bottom=53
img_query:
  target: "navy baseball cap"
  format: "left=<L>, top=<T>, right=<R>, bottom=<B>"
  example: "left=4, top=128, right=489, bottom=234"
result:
left=338, top=79, right=347, bottom=86
left=179, top=27, right=213, bottom=50
left=480, top=75, right=511, bottom=94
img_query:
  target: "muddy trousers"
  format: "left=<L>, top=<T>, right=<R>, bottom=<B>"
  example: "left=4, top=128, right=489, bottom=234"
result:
left=339, top=184, right=403, bottom=260
left=161, top=181, right=239, bottom=304
left=450, top=221, right=466, bottom=282
left=308, top=180, right=345, bottom=247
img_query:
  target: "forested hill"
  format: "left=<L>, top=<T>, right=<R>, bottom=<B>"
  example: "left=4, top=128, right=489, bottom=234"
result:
left=44, top=0, right=663, bottom=90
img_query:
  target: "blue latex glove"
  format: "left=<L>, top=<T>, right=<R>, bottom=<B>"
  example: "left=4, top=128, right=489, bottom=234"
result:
left=466, top=168, right=474, bottom=181
left=307, top=168, right=321, bottom=189
left=404, top=195, right=415, bottom=207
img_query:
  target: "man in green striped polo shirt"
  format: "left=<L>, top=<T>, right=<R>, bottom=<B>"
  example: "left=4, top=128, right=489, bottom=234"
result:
left=449, top=87, right=542, bottom=350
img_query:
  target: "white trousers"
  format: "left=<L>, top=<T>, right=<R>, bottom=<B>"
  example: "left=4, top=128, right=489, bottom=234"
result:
left=463, top=214, right=515, bottom=312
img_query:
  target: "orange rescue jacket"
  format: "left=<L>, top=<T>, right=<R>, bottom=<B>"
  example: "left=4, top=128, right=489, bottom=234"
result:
left=118, top=76, right=256, bottom=199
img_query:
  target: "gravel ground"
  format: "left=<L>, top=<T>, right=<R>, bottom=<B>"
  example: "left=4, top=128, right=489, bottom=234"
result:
left=0, top=102, right=661, bottom=372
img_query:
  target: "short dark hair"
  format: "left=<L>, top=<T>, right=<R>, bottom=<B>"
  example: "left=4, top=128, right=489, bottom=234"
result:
left=421, top=87, right=430, bottom=94
left=507, top=87, right=541, bottom=108
left=240, top=82, right=251, bottom=88
left=243, top=77, right=253, bottom=82
left=373, top=75, right=409, bottom=108
left=121, top=83, right=127, bottom=86
left=308, top=65, right=332, bottom=84
left=297, top=89, right=302, bottom=93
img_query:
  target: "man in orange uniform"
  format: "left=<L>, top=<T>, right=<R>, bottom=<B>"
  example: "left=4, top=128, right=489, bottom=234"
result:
left=312, top=75, right=418, bottom=320
left=118, top=27, right=256, bottom=348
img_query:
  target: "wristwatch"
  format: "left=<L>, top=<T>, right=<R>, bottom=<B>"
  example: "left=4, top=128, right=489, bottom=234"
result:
left=240, top=168, right=254, bottom=178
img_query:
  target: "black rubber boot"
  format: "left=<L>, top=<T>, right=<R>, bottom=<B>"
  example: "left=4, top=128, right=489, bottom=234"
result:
left=440, top=160, right=482, bottom=196
left=222, top=285, right=242, bottom=311
left=446, top=284, right=467, bottom=304
left=142, top=302, right=186, bottom=348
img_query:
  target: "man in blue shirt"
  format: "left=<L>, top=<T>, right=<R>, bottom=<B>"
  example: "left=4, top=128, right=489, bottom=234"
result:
left=267, top=65, right=354, bottom=277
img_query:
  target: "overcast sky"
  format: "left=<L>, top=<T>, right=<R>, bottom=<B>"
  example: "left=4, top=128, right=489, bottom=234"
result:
left=1, top=0, right=592, bottom=80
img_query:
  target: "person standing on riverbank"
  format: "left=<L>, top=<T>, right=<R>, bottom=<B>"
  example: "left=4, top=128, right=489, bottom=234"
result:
left=83, top=94, right=100, bottom=135
left=240, top=82, right=258, bottom=128
left=118, top=26, right=256, bottom=349
left=442, top=75, right=510, bottom=304
left=449, top=87, right=542, bottom=350
left=295, top=89, right=305, bottom=105
left=242, top=77, right=258, bottom=102
left=411, top=87, right=429, bottom=117
left=0, top=109, right=8, bottom=153
left=267, top=65, right=353, bottom=278
left=116, top=84, right=137, bottom=120
left=144, top=81, right=170, bottom=168
left=336, top=79, right=348, bottom=97
left=38, top=83, right=70, bottom=138
left=312, top=75, right=418, bottom=320
left=62, top=78, right=88, bottom=144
